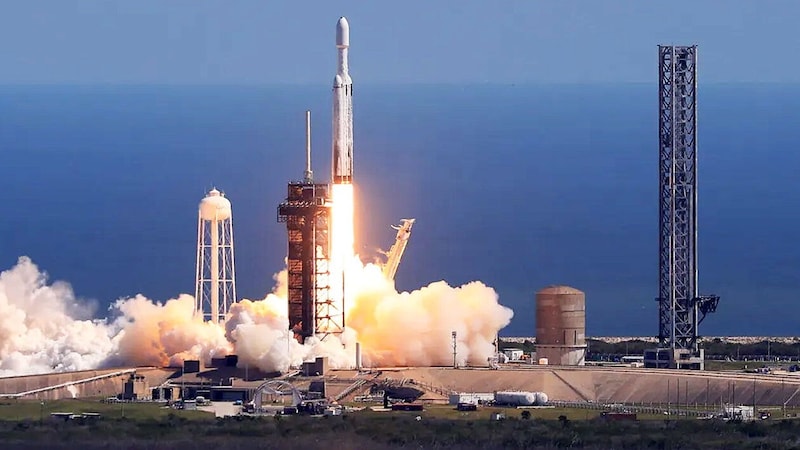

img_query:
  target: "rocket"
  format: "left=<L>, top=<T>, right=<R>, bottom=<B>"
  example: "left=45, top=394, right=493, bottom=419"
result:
left=332, top=16, right=353, bottom=184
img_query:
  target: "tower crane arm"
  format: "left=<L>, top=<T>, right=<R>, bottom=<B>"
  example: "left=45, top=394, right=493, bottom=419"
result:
left=382, top=218, right=415, bottom=281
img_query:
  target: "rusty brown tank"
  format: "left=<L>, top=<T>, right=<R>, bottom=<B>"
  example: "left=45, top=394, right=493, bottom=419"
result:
left=535, top=285, right=586, bottom=366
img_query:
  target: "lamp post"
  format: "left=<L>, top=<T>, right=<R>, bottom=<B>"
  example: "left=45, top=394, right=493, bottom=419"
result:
left=452, top=331, right=457, bottom=369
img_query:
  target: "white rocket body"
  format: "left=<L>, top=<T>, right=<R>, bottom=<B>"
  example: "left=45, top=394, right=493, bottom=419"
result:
left=332, top=16, right=353, bottom=184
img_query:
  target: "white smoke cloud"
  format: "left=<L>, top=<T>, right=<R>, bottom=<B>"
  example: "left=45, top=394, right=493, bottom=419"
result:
left=345, top=261, right=513, bottom=367
left=0, top=255, right=513, bottom=378
left=0, top=257, right=115, bottom=377
left=109, top=294, right=232, bottom=368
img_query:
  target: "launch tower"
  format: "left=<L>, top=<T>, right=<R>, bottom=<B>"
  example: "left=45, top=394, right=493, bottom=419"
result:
left=278, top=112, right=339, bottom=342
left=650, top=45, right=719, bottom=369
left=195, top=188, right=237, bottom=323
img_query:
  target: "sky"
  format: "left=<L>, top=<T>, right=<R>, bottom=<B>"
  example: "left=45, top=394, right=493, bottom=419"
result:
left=0, top=1, right=798, bottom=84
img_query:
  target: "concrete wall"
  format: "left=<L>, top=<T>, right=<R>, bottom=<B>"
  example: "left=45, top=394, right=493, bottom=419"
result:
left=376, top=367, right=800, bottom=407
left=0, top=368, right=176, bottom=401
left=537, top=346, right=586, bottom=366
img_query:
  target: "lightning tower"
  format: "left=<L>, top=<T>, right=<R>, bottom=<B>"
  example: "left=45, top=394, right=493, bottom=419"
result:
left=195, top=188, right=237, bottom=323
left=652, top=45, right=719, bottom=368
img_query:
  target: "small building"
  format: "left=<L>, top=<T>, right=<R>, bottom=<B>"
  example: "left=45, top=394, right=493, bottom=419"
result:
left=503, top=348, right=524, bottom=361
left=392, top=403, right=423, bottom=412
left=644, top=348, right=704, bottom=370
left=183, top=360, right=201, bottom=374
left=152, top=386, right=180, bottom=401
left=301, top=356, right=329, bottom=376
left=724, top=405, right=754, bottom=421
left=123, top=374, right=150, bottom=401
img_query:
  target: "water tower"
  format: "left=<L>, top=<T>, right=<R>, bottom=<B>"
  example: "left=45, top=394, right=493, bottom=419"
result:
left=195, top=188, right=237, bottom=323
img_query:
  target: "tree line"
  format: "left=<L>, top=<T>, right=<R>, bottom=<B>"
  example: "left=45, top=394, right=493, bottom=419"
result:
left=499, top=338, right=800, bottom=360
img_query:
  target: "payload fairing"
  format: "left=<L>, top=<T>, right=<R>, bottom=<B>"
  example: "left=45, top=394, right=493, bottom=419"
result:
left=332, top=17, right=354, bottom=184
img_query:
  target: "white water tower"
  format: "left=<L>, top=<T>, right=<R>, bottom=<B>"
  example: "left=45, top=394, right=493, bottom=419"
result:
left=195, top=188, right=237, bottom=323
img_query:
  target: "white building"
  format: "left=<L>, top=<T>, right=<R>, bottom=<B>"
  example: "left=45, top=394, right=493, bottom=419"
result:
left=448, top=393, right=495, bottom=405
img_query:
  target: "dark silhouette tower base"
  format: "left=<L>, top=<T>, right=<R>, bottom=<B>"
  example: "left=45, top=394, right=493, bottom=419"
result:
left=646, top=45, right=719, bottom=370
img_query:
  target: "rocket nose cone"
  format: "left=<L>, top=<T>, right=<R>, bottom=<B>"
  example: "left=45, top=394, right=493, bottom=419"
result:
left=336, top=17, right=350, bottom=48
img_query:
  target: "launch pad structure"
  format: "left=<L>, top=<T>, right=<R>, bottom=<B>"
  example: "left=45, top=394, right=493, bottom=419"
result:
left=650, top=45, right=719, bottom=369
left=381, top=219, right=415, bottom=281
left=278, top=112, right=343, bottom=342
left=277, top=18, right=412, bottom=345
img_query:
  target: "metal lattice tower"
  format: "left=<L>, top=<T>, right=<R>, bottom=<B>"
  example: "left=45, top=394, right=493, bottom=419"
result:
left=278, top=182, right=334, bottom=341
left=195, top=188, right=237, bottom=323
left=277, top=111, right=340, bottom=342
left=656, top=45, right=718, bottom=352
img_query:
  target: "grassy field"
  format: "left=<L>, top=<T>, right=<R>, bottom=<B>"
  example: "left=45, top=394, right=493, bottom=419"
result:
left=704, top=360, right=759, bottom=371
left=3, top=401, right=800, bottom=449
left=3, top=398, right=798, bottom=423
left=353, top=404, right=678, bottom=421
left=0, top=398, right=212, bottom=421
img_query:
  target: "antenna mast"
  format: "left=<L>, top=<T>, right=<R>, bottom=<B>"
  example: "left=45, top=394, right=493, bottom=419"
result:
left=303, top=110, right=313, bottom=183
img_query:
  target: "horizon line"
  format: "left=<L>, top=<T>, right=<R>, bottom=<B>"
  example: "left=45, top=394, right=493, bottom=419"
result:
left=0, top=81, right=797, bottom=87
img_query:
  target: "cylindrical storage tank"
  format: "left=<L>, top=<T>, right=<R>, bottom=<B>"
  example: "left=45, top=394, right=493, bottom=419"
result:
left=535, top=285, right=586, bottom=366
left=494, top=391, right=537, bottom=406
left=199, top=188, right=232, bottom=221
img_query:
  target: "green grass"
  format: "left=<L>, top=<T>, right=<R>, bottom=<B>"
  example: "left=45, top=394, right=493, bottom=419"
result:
left=704, top=360, right=757, bottom=371
left=351, top=404, right=692, bottom=421
left=0, top=398, right=212, bottom=421
left=3, top=402, right=800, bottom=449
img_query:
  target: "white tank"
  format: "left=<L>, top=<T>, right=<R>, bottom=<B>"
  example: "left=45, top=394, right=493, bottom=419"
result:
left=494, top=391, right=548, bottom=406
left=199, top=188, right=232, bottom=221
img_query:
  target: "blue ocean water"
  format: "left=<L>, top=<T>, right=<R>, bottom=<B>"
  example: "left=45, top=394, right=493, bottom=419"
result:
left=0, top=84, right=798, bottom=337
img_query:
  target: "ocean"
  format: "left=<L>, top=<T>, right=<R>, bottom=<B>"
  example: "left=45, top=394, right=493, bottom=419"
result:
left=0, top=83, right=798, bottom=337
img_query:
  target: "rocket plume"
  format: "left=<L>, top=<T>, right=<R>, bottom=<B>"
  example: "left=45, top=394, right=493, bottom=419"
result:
left=328, top=183, right=355, bottom=330
left=0, top=254, right=512, bottom=377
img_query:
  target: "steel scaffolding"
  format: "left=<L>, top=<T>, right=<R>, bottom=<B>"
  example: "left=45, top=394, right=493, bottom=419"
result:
left=278, top=182, right=334, bottom=342
left=656, top=45, right=719, bottom=353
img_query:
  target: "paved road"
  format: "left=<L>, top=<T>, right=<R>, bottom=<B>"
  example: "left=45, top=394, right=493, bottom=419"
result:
left=199, top=402, right=242, bottom=417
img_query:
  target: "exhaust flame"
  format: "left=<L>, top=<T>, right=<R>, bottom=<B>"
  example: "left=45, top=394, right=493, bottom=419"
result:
left=328, top=183, right=355, bottom=332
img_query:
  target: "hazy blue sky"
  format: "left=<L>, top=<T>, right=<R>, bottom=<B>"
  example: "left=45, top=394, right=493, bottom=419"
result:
left=0, top=1, right=797, bottom=84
